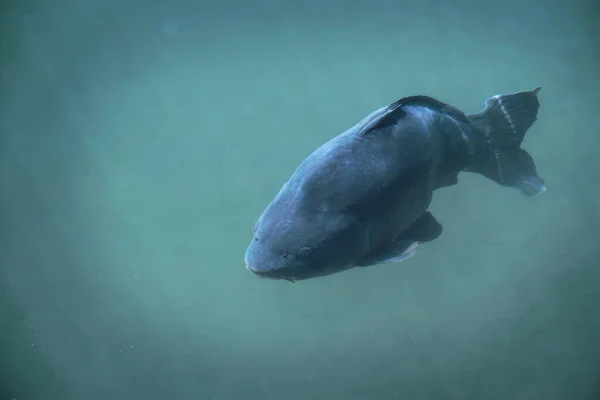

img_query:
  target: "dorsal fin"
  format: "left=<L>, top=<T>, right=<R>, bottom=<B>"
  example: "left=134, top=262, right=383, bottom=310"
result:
left=361, top=95, right=468, bottom=135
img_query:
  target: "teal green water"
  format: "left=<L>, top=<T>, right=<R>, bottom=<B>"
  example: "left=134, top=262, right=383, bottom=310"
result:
left=1, top=0, right=599, bottom=399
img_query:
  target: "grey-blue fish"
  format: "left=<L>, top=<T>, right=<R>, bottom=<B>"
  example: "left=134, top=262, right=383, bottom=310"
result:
left=244, top=88, right=545, bottom=282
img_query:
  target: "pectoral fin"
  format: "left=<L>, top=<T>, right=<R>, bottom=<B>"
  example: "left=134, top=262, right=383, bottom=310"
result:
left=396, top=211, right=443, bottom=243
left=357, top=240, right=418, bottom=267
left=356, top=212, right=443, bottom=267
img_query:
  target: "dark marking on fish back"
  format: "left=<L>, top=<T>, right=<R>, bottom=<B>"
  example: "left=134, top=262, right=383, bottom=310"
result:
left=362, top=95, right=469, bottom=135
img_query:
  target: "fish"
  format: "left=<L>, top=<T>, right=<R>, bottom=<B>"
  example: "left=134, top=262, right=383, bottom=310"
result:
left=244, top=87, right=545, bottom=282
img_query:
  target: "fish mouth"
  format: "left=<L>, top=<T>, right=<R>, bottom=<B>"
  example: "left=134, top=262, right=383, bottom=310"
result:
left=245, top=263, right=295, bottom=283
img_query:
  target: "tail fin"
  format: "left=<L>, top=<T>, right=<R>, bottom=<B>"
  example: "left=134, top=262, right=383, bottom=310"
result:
left=465, top=87, right=546, bottom=196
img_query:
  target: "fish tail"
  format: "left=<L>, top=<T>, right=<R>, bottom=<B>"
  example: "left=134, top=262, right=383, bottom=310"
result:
left=464, top=87, right=546, bottom=196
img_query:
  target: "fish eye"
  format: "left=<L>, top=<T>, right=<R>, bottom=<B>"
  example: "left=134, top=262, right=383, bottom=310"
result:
left=280, top=251, right=289, bottom=258
left=297, top=246, right=312, bottom=258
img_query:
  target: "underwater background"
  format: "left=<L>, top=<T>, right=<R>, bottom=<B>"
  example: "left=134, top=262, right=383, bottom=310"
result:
left=1, top=0, right=599, bottom=399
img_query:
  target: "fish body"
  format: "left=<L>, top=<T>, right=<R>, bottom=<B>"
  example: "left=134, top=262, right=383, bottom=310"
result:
left=244, top=88, right=545, bottom=281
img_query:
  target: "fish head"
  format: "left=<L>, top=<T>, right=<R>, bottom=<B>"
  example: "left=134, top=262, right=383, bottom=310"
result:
left=244, top=197, right=367, bottom=281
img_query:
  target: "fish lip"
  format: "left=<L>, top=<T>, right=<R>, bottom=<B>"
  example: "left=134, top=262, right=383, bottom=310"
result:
left=246, top=262, right=275, bottom=280
left=253, top=271, right=272, bottom=280
left=245, top=264, right=296, bottom=282
left=252, top=272, right=295, bottom=283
